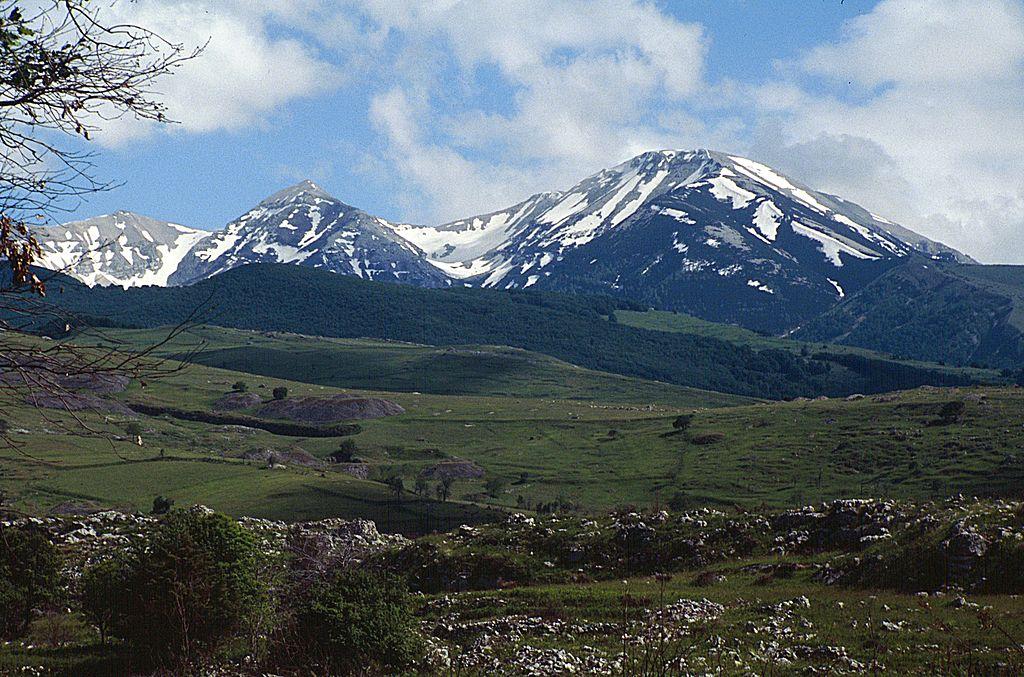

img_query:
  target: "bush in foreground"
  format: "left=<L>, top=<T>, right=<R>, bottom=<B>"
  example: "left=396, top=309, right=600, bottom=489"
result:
left=79, top=557, right=130, bottom=645
left=285, top=570, right=423, bottom=674
left=107, top=509, right=268, bottom=668
left=0, top=526, right=62, bottom=638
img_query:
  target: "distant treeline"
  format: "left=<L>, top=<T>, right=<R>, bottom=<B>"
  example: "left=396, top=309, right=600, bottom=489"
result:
left=26, top=264, right=981, bottom=400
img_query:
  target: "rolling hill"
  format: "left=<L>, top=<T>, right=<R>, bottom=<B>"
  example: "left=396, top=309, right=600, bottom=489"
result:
left=92, top=325, right=751, bottom=408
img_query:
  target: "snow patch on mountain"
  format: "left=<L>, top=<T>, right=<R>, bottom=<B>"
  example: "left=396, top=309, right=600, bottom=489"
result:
left=35, top=212, right=212, bottom=288
left=36, top=149, right=970, bottom=334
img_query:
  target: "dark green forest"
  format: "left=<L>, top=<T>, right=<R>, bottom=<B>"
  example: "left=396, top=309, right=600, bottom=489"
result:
left=29, top=264, right=987, bottom=399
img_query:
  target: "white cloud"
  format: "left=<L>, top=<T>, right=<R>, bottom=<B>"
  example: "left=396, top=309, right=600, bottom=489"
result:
left=83, top=0, right=1024, bottom=262
left=351, top=0, right=709, bottom=222
left=368, top=87, right=541, bottom=219
left=91, top=0, right=342, bottom=145
left=800, top=0, right=1024, bottom=85
left=749, top=0, right=1024, bottom=263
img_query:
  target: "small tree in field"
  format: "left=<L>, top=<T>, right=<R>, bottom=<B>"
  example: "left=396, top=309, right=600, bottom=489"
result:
left=436, top=475, right=455, bottom=502
left=330, top=438, right=358, bottom=463
left=232, top=380, right=249, bottom=393
left=485, top=476, right=507, bottom=498
left=386, top=475, right=405, bottom=502
left=672, top=414, right=694, bottom=431
left=272, top=386, right=288, bottom=400
left=151, top=495, right=174, bottom=515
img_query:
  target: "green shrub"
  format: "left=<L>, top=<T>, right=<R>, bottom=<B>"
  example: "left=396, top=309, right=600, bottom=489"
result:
left=272, top=386, right=288, bottom=400
left=80, top=558, right=130, bottom=645
left=151, top=495, right=174, bottom=515
left=116, top=509, right=267, bottom=667
left=0, top=527, right=62, bottom=638
left=231, top=380, right=248, bottom=393
left=26, top=612, right=94, bottom=648
left=290, top=571, right=423, bottom=673
left=329, top=438, right=359, bottom=463
left=672, top=414, right=694, bottom=431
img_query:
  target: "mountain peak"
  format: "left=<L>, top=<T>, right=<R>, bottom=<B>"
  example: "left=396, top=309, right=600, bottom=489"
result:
left=260, top=179, right=334, bottom=206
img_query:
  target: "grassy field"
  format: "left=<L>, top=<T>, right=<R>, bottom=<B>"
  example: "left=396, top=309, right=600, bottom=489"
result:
left=0, top=360, right=500, bottom=533
left=4, top=325, right=1024, bottom=531
left=86, top=325, right=752, bottom=407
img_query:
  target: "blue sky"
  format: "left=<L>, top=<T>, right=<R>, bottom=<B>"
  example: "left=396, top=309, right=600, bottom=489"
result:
left=62, top=1, right=1024, bottom=263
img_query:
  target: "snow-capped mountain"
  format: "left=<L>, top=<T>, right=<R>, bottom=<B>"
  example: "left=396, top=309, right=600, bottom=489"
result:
left=168, top=180, right=449, bottom=287
left=396, top=149, right=967, bottom=331
left=34, top=211, right=211, bottom=288
left=36, top=151, right=967, bottom=333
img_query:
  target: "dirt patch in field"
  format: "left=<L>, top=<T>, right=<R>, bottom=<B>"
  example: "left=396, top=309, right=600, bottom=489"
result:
left=2, top=370, right=130, bottom=393
left=60, top=373, right=131, bottom=394
left=26, top=391, right=135, bottom=416
left=256, top=394, right=404, bottom=423
left=419, top=460, right=486, bottom=480
left=214, top=391, right=263, bottom=410
left=240, top=447, right=322, bottom=468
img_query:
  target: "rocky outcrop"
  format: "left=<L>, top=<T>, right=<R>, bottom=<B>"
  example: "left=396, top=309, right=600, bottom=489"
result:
left=256, top=394, right=404, bottom=423
left=214, top=391, right=263, bottom=410
left=1, top=506, right=408, bottom=573
left=419, top=460, right=486, bottom=480
left=25, top=391, right=135, bottom=416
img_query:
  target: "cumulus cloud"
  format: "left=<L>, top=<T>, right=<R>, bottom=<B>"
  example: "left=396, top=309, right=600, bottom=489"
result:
left=345, top=0, right=1024, bottom=262
left=90, top=0, right=342, bottom=145
left=752, top=0, right=1024, bottom=263
left=349, top=0, right=710, bottom=221
left=800, top=0, right=1024, bottom=86
left=86, top=0, right=1024, bottom=261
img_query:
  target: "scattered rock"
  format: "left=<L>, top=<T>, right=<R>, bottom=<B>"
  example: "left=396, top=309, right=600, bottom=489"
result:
left=240, top=447, right=322, bottom=468
left=335, top=463, right=371, bottom=480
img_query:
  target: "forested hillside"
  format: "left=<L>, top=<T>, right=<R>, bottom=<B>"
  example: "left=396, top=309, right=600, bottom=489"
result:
left=796, top=260, right=1024, bottom=369
left=30, top=264, right=990, bottom=399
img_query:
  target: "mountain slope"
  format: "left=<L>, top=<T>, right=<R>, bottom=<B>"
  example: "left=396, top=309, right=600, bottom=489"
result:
left=396, top=149, right=966, bottom=333
left=34, top=211, right=211, bottom=288
left=170, top=180, right=450, bottom=287
left=34, top=151, right=969, bottom=335
left=33, top=263, right=987, bottom=399
left=795, top=260, right=1024, bottom=368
